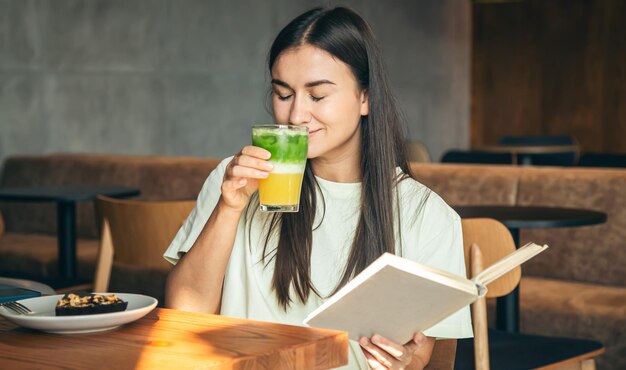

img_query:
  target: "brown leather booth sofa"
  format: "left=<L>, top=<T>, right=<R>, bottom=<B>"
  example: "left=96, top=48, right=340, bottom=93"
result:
left=414, top=163, right=625, bottom=370
left=0, top=154, right=624, bottom=369
left=0, top=153, right=220, bottom=304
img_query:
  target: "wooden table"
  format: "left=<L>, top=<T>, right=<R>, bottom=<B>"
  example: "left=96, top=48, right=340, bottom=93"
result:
left=454, top=205, right=607, bottom=333
left=0, top=186, right=140, bottom=279
left=0, top=308, right=348, bottom=369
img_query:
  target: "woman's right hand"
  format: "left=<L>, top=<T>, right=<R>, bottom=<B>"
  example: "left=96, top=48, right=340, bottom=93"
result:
left=220, top=146, right=273, bottom=212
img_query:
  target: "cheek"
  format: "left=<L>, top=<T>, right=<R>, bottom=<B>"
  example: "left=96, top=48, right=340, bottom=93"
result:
left=272, top=100, right=290, bottom=124
left=320, top=96, right=362, bottom=125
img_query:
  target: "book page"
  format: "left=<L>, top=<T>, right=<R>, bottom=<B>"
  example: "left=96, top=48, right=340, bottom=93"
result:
left=304, top=244, right=547, bottom=343
left=304, top=254, right=477, bottom=343
left=471, top=242, right=548, bottom=287
left=307, top=253, right=476, bottom=318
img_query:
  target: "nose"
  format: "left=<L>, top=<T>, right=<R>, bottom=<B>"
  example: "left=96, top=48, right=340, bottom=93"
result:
left=289, top=94, right=311, bottom=125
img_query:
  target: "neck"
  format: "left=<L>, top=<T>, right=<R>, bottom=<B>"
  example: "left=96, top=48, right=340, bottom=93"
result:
left=310, top=151, right=361, bottom=183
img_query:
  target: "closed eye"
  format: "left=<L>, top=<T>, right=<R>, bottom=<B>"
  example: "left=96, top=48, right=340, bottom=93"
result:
left=272, top=90, right=293, bottom=101
left=310, top=95, right=324, bottom=102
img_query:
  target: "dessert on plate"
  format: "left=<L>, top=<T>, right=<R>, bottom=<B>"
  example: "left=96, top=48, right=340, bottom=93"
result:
left=55, top=292, right=128, bottom=316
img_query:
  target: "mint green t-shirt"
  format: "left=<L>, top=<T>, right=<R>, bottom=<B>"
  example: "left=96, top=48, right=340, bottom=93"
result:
left=164, top=157, right=472, bottom=370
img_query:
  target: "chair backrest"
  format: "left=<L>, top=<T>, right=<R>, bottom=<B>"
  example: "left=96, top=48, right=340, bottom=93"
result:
left=406, top=140, right=431, bottom=163
left=460, top=218, right=520, bottom=370
left=579, top=152, right=626, bottom=168
left=441, top=150, right=513, bottom=165
left=93, top=195, right=196, bottom=292
left=461, top=218, right=520, bottom=298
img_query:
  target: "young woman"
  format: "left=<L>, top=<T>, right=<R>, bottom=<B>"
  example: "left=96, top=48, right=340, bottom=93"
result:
left=164, top=7, right=471, bottom=370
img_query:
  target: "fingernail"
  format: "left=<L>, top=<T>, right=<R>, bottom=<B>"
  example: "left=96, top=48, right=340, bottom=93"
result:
left=264, top=162, right=273, bottom=170
left=359, top=337, right=368, bottom=345
left=372, top=334, right=381, bottom=343
left=258, top=171, right=269, bottom=178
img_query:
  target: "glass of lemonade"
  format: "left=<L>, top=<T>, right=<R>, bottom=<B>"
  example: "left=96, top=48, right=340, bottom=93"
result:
left=252, top=125, right=308, bottom=212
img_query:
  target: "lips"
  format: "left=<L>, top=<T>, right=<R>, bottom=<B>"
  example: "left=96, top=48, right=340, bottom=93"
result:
left=308, top=128, right=321, bottom=136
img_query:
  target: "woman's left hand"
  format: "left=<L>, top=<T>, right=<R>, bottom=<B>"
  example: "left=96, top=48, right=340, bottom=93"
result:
left=359, top=332, right=431, bottom=370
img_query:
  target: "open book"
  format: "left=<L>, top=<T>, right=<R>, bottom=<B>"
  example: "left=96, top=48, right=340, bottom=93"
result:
left=0, top=284, right=41, bottom=304
left=303, top=242, right=548, bottom=343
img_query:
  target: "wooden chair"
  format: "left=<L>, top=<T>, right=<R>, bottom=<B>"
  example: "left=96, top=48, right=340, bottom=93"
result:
left=66, top=196, right=195, bottom=293
left=455, top=218, right=604, bottom=370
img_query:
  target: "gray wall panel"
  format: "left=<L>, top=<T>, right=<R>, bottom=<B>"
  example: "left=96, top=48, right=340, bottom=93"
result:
left=0, top=73, right=46, bottom=153
left=0, top=0, right=40, bottom=69
left=0, top=0, right=469, bottom=167
left=39, top=0, right=165, bottom=71
left=42, top=73, right=165, bottom=154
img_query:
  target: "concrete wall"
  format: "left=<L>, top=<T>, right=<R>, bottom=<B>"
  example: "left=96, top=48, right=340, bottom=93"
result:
left=0, top=0, right=469, bottom=166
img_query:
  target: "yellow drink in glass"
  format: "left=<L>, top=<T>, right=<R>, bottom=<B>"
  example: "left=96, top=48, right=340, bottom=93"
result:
left=252, top=125, right=308, bottom=212
left=258, top=171, right=305, bottom=206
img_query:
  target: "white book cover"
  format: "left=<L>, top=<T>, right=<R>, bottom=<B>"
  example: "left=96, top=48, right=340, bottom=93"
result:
left=303, top=242, right=548, bottom=343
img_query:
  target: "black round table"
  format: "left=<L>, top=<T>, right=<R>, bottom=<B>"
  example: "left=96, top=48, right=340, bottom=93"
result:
left=0, top=186, right=140, bottom=279
left=453, top=205, right=607, bottom=333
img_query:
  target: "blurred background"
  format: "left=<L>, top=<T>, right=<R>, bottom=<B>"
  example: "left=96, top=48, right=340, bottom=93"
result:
left=1, top=0, right=624, bottom=171
left=0, top=0, right=471, bottom=164
left=1, top=2, right=625, bottom=368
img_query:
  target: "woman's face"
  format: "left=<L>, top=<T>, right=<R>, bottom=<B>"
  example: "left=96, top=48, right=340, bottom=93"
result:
left=271, top=44, right=368, bottom=162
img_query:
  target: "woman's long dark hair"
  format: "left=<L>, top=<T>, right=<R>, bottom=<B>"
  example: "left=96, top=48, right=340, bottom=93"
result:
left=251, top=7, right=411, bottom=309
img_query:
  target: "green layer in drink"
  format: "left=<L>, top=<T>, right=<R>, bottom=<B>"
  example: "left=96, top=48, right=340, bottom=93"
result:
left=252, top=127, right=308, bottom=164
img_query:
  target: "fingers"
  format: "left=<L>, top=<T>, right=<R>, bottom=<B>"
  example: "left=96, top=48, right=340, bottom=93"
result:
left=223, top=147, right=273, bottom=188
left=407, top=332, right=427, bottom=352
left=233, top=147, right=272, bottom=173
left=221, top=176, right=249, bottom=191
left=242, top=145, right=271, bottom=160
left=359, top=337, right=397, bottom=369
left=231, top=155, right=272, bottom=174
left=227, top=161, right=270, bottom=180
left=371, top=334, right=406, bottom=359
left=220, top=146, right=273, bottom=210
left=363, top=351, right=387, bottom=370
left=360, top=333, right=426, bottom=370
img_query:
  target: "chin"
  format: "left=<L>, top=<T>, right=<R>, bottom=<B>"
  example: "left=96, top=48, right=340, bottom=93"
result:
left=307, top=149, right=321, bottom=160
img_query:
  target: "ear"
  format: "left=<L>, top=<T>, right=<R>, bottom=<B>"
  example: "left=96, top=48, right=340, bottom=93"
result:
left=360, top=89, right=369, bottom=116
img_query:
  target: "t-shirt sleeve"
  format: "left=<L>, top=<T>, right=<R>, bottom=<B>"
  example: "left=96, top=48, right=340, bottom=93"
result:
left=162, top=157, right=231, bottom=265
left=404, top=189, right=474, bottom=339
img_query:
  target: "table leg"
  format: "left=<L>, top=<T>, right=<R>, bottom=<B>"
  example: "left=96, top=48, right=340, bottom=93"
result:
left=57, top=201, right=76, bottom=279
left=496, top=227, right=520, bottom=333
left=520, top=155, right=533, bottom=166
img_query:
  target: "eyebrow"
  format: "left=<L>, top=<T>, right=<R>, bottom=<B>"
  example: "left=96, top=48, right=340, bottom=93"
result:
left=271, top=79, right=336, bottom=89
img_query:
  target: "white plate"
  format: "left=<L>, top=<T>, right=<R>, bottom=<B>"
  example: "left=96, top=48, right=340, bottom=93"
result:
left=0, top=293, right=158, bottom=334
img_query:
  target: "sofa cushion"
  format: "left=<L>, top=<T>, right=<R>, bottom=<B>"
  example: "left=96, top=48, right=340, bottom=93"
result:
left=0, top=153, right=220, bottom=238
left=517, top=166, right=626, bottom=286
left=0, top=233, right=98, bottom=280
left=411, top=163, right=519, bottom=206
left=521, top=276, right=626, bottom=370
